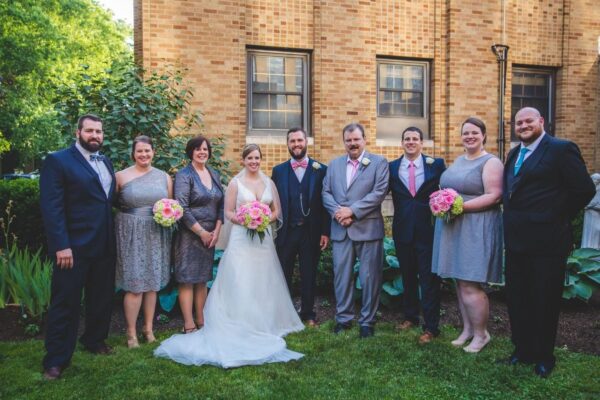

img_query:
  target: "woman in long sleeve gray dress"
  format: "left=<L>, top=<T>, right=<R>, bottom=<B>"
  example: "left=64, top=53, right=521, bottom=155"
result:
left=174, top=136, right=224, bottom=333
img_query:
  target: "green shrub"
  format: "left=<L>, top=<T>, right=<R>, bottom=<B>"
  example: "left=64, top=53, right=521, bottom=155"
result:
left=563, top=248, right=600, bottom=301
left=0, top=181, right=45, bottom=252
left=1, top=243, right=52, bottom=318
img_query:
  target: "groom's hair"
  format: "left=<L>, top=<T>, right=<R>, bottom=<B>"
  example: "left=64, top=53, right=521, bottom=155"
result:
left=401, top=127, right=424, bottom=141
left=342, top=122, right=365, bottom=139
left=287, top=127, right=306, bottom=140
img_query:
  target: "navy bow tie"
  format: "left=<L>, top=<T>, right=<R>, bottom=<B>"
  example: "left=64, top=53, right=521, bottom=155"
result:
left=90, top=154, right=105, bottom=162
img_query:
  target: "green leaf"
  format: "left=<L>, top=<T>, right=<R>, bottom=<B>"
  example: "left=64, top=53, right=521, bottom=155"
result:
left=382, top=281, right=402, bottom=296
left=572, top=248, right=600, bottom=259
left=386, top=255, right=399, bottom=269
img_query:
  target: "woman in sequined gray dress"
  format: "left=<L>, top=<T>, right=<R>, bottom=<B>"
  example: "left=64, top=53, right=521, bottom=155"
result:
left=115, top=135, right=173, bottom=348
left=431, top=117, right=504, bottom=353
left=174, top=136, right=224, bottom=333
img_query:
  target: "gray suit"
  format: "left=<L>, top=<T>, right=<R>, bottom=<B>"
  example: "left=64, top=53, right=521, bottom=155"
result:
left=322, top=152, right=389, bottom=326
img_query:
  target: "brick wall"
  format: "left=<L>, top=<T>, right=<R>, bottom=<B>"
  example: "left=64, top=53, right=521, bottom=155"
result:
left=134, top=0, right=600, bottom=172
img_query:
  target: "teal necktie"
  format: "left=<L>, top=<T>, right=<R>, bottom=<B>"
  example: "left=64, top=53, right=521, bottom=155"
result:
left=514, top=147, right=530, bottom=175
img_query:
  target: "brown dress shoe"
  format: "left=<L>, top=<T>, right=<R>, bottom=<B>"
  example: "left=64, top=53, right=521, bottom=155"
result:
left=418, top=331, right=435, bottom=344
left=43, top=366, right=62, bottom=380
left=397, top=320, right=415, bottom=331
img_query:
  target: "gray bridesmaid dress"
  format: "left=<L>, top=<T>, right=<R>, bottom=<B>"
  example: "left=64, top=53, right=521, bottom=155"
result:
left=173, top=164, right=224, bottom=284
left=431, top=154, right=503, bottom=284
left=115, top=168, right=171, bottom=292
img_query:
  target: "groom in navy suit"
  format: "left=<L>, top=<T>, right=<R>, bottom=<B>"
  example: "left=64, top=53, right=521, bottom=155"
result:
left=389, top=127, right=445, bottom=344
left=40, top=114, right=117, bottom=380
left=272, top=127, right=330, bottom=326
left=503, top=107, right=595, bottom=378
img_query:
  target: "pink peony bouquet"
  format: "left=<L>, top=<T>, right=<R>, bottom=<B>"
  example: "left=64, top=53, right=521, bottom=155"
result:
left=429, top=188, right=464, bottom=222
left=152, top=198, right=184, bottom=228
left=235, top=201, right=272, bottom=243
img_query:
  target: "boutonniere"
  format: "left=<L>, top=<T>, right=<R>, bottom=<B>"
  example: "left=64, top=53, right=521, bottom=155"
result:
left=425, top=157, right=434, bottom=165
left=361, top=157, right=371, bottom=166
left=312, top=161, right=321, bottom=170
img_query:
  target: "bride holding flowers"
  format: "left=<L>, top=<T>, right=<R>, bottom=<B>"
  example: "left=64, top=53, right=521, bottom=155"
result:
left=155, top=144, right=305, bottom=368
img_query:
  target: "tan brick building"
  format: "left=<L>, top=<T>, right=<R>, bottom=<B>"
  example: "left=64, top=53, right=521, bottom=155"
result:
left=135, top=0, right=600, bottom=172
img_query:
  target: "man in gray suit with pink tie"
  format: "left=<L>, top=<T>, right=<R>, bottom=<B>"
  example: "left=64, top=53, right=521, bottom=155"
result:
left=322, top=123, right=389, bottom=338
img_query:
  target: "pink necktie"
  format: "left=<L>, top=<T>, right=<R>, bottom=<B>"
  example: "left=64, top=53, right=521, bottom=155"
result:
left=408, top=161, right=416, bottom=197
left=349, top=159, right=359, bottom=180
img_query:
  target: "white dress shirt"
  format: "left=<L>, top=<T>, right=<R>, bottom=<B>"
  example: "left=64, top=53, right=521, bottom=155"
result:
left=290, top=157, right=309, bottom=182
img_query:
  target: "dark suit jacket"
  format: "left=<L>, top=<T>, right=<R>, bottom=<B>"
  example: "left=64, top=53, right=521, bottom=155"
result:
left=271, top=158, right=330, bottom=247
left=503, top=134, right=595, bottom=255
left=389, top=154, right=446, bottom=247
left=40, top=144, right=116, bottom=258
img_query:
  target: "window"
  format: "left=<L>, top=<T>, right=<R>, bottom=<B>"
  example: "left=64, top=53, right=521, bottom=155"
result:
left=247, top=50, right=310, bottom=136
left=376, top=59, right=429, bottom=140
left=511, top=67, right=555, bottom=140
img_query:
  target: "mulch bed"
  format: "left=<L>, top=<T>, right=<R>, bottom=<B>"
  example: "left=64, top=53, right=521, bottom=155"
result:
left=2, top=290, right=599, bottom=355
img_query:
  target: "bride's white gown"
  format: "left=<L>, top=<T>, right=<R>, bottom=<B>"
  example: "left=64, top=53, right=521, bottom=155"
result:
left=154, top=177, right=305, bottom=368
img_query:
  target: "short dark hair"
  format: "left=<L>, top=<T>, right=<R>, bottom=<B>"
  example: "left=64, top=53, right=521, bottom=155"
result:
left=242, top=143, right=262, bottom=159
left=287, top=127, right=307, bottom=140
left=185, top=135, right=212, bottom=160
left=402, top=126, right=424, bottom=141
left=342, top=122, right=365, bottom=139
left=461, top=117, right=487, bottom=144
left=77, top=114, right=102, bottom=131
left=131, top=135, right=154, bottom=161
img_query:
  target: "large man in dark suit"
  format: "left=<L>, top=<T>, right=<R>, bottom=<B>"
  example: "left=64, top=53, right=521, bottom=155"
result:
left=272, top=127, right=330, bottom=326
left=40, top=114, right=117, bottom=380
left=503, top=107, right=595, bottom=378
left=389, top=127, right=446, bottom=344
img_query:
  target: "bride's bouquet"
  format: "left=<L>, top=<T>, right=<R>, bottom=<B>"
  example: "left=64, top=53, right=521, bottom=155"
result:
left=153, top=198, right=184, bottom=228
left=236, top=201, right=272, bottom=243
left=429, top=188, right=464, bottom=222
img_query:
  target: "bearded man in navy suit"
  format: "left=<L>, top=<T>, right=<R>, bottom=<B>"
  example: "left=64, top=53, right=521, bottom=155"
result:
left=502, top=107, right=595, bottom=378
left=389, top=127, right=446, bottom=344
left=40, top=114, right=117, bottom=380
left=272, top=127, right=330, bottom=326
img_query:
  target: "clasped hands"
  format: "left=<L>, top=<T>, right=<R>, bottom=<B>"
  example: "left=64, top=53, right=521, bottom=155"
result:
left=199, top=229, right=219, bottom=248
left=334, top=206, right=354, bottom=227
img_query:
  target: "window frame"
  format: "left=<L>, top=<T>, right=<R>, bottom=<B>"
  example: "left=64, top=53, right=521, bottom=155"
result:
left=376, top=58, right=430, bottom=140
left=510, top=66, right=556, bottom=140
left=246, top=49, right=311, bottom=137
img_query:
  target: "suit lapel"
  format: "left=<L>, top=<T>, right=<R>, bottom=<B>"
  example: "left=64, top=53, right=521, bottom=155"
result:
left=306, top=158, right=316, bottom=202
left=391, top=156, right=410, bottom=195
left=69, top=145, right=105, bottom=193
left=510, top=135, right=550, bottom=194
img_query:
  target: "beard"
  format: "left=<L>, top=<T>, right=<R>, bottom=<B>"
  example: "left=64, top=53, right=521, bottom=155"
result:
left=79, top=136, right=102, bottom=152
left=288, top=145, right=307, bottom=160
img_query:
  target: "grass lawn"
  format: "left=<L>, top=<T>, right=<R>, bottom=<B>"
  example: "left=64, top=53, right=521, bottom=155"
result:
left=1, top=322, right=598, bottom=400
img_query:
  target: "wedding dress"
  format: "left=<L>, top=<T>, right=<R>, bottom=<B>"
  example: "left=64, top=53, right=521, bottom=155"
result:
left=154, top=172, right=305, bottom=368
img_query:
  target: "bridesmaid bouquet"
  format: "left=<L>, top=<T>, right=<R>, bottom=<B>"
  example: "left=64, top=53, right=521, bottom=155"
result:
left=153, top=198, right=184, bottom=228
left=429, top=188, right=464, bottom=222
left=236, top=201, right=272, bottom=243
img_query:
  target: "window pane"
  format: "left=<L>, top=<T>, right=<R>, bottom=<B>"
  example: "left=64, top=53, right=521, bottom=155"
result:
left=379, top=63, right=423, bottom=91
left=252, top=111, right=269, bottom=129
left=378, top=90, right=423, bottom=117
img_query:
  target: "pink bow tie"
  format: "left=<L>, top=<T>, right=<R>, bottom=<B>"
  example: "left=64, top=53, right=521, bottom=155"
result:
left=292, top=160, right=308, bottom=170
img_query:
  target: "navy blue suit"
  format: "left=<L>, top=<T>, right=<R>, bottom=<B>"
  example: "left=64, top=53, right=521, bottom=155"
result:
left=40, top=143, right=116, bottom=369
left=389, top=154, right=445, bottom=334
left=272, top=158, right=330, bottom=321
left=503, top=134, right=595, bottom=365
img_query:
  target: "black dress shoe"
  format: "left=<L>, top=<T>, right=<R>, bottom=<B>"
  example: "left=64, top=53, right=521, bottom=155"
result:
left=333, top=322, right=351, bottom=334
left=43, top=366, right=62, bottom=380
left=496, top=353, right=533, bottom=366
left=534, top=362, right=555, bottom=378
left=359, top=326, right=374, bottom=338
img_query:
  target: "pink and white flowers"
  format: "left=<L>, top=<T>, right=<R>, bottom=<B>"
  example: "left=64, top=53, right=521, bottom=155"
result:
left=429, top=188, right=464, bottom=222
left=153, top=198, right=184, bottom=228
left=236, top=201, right=272, bottom=243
